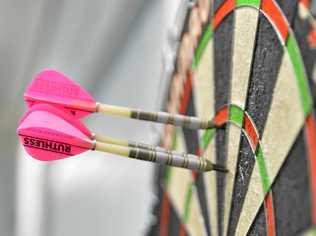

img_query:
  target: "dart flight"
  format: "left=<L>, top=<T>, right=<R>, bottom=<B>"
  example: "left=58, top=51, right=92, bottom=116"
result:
left=24, top=69, right=217, bottom=129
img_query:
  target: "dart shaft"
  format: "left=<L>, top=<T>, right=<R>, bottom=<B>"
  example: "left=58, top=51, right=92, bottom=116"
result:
left=96, top=103, right=215, bottom=129
left=94, top=133, right=176, bottom=153
left=94, top=141, right=218, bottom=172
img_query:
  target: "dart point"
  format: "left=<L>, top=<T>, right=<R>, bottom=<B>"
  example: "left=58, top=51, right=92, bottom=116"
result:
left=209, top=163, right=228, bottom=173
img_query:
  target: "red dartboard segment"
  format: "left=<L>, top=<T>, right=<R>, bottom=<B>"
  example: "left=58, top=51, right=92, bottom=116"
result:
left=264, top=192, right=276, bottom=236
left=179, top=72, right=193, bottom=115
left=179, top=224, right=187, bottom=236
left=212, top=0, right=235, bottom=30
left=213, top=106, right=229, bottom=126
left=213, top=106, right=260, bottom=153
left=243, top=114, right=259, bottom=150
left=159, top=192, right=171, bottom=236
left=261, top=0, right=289, bottom=42
left=308, top=29, right=316, bottom=48
left=305, top=113, right=316, bottom=224
left=300, top=0, right=311, bottom=8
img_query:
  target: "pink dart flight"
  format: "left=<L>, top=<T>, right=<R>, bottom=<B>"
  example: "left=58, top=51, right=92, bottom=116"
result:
left=17, top=104, right=93, bottom=161
left=24, top=69, right=218, bottom=130
left=24, top=69, right=96, bottom=119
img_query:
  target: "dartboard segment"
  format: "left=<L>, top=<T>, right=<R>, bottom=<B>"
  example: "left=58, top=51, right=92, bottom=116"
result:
left=271, top=130, right=312, bottom=235
left=228, top=11, right=283, bottom=235
left=214, top=11, right=234, bottom=236
left=192, top=27, right=215, bottom=138
left=275, top=0, right=298, bottom=26
left=222, top=7, right=259, bottom=236
left=192, top=23, right=217, bottom=236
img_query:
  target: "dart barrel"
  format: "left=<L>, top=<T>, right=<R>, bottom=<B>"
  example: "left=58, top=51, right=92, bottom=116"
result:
left=94, top=141, right=224, bottom=172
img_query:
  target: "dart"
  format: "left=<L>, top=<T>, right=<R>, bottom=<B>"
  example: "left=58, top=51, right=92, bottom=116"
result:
left=17, top=104, right=227, bottom=172
left=24, top=69, right=217, bottom=129
left=95, top=132, right=225, bottom=172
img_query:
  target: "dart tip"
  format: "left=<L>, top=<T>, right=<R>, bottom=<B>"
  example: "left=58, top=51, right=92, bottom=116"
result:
left=206, top=121, right=224, bottom=129
left=213, top=165, right=228, bottom=173
left=210, top=163, right=228, bottom=173
left=204, top=160, right=227, bottom=172
left=206, top=121, right=216, bottom=129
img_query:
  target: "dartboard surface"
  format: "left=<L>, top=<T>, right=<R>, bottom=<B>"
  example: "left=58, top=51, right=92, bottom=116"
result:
left=148, top=0, right=316, bottom=235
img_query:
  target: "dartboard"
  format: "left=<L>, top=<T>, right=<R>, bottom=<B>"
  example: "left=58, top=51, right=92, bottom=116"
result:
left=148, top=0, right=316, bottom=235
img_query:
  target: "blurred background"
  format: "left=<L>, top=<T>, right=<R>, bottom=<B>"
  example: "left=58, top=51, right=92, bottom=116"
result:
left=1, top=1, right=316, bottom=236
left=0, top=0, right=177, bottom=235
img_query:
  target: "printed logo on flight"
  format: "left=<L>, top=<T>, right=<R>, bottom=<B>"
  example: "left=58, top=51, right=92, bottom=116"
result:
left=32, top=79, right=79, bottom=98
left=23, top=137, right=71, bottom=154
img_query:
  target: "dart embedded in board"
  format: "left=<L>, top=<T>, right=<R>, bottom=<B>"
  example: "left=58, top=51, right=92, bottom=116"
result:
left=16, top=103, right=227, bottom=172
left=24, top=69, right=219, bottom=129
left=17, top=70, right=227, bottom=172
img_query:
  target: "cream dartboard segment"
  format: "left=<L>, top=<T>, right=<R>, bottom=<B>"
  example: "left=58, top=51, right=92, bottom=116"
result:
left=148, top=0, right=316, bottom=236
